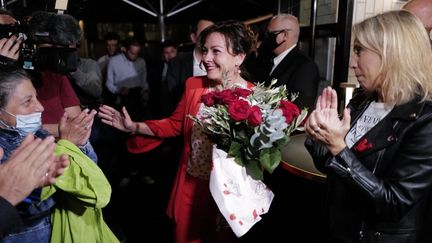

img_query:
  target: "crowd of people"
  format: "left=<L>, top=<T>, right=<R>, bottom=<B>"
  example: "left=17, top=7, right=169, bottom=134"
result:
left=0, top=0, right=432, bottom=242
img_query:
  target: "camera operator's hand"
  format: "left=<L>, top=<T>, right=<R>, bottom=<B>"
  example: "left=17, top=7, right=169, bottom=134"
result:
left=0, top=35, right=21, bottom=60
left=0, top=14, right=16, bottom=25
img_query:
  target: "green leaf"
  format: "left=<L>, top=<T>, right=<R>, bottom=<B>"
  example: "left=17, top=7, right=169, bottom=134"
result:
left=228, top=141, right=244, bottom=166
left=260, top=147, right=281, bottom=174
left=245, top=160, right=263, bottom=180
left=275, top=135, right=290, bottom=148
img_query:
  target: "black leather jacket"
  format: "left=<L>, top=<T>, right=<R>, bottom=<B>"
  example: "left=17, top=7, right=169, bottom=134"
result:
left=305, top=93, right=432, bottom=243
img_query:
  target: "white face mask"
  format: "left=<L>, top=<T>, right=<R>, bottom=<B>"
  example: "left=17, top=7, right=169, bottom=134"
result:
left=0, top=109, right=42, bottom=134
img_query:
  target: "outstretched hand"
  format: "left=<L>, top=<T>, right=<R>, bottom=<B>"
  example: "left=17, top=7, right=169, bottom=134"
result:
left=98, top=105, right=135, bottom=133
left=305, top=87, right=351, bottom=155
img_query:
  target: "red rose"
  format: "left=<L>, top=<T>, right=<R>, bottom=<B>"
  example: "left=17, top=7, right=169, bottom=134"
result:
left=212, top=91, right=223, bottom=103
left=228, top=99, right=251, bottom=121
left=279, top=100, right=300, bottom=124
left=248, top=106, right=263, bottom=126
left=200, top=92, right=216, bottom=106
left=219, top=89, right=238, bottom=105
left=233, top=88, right=253, bottom=98
left=354, top=138, right=373, bottom=152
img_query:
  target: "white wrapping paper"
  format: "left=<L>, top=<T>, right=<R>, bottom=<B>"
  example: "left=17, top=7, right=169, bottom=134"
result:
left=209, top=145, right=274, bottom=237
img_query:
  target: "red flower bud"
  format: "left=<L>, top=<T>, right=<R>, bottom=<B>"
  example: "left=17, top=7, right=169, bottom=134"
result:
left=200, top=92, right=216, bottom=106
left=279, top=100, right=300, bottom=124
left=248, top=106, right=263, bottom=126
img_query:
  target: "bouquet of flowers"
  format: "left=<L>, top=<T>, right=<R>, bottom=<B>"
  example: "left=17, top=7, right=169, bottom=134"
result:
left=189, top=79, right=308, bottom=180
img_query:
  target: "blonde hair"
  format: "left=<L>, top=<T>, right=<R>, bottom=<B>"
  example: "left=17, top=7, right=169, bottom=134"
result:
left=353, top=10, right=432, bottom=105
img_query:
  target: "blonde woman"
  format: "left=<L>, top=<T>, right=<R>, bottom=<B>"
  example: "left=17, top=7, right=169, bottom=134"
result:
left=305, top=10, right=432, bottom=243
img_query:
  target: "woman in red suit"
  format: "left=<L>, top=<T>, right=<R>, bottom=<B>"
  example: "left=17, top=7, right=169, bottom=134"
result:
left=98, top=20, right=255, bottom=243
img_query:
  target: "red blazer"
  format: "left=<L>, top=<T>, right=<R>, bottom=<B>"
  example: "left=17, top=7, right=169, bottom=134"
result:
left=127, top=76, right=254, bottom=222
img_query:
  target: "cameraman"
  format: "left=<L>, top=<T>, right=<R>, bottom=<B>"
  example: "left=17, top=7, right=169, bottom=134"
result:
left=0, top=9, right=21, bottom=67
left=29, top=12, right=98, bottom=163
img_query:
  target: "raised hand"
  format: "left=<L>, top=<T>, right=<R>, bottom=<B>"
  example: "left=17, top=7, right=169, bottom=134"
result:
left=98, top=105, right=135, bottom=133
left=305, top=87, right=351, bottom=155
left=0, top=36, right=22, bottom=60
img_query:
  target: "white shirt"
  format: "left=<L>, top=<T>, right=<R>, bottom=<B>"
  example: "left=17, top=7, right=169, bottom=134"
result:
left=270, top=44, right=297, bottom=75
left=105, top=53, right=148, bottom=94
left=345, top=101, right=394, bottom=148
left=193, top=49, right=207, bottom=76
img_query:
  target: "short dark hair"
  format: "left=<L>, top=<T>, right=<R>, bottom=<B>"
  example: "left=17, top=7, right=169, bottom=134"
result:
left=198, top=20, right=253, bottom=56
left=0, top=8, right=13, bottom=17
left=123, top=37, right=141, bottom=49
left=104, top=32, right=121, bottom=42
left=161, top=39, right=177, bottom=49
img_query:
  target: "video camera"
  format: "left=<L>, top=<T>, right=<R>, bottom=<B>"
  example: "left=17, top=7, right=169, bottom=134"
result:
left=0, top=20, right=39, bottom=70
left=0, top=11, right=80, bottom=74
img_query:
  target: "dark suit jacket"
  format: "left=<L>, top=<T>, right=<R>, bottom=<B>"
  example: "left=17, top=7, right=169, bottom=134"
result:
left=165, top=51, right=194, bottom=115
left=266, top=47, right=320, bottom=110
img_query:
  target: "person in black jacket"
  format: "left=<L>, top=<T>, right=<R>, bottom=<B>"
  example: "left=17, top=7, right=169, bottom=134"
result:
left=240, top=14, right=323, bottom=243
left=164, top=19, right=213, bottom=116
left=305, top=10, right=432, bottom=243
left=0, top=134, right=69, bottom=237
left=260, top=14, right=320, bottom=111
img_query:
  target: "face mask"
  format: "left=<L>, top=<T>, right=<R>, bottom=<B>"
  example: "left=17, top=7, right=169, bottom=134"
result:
left=261, top=32, right=285, bottom=53
left=0, top=109, right=42, bottom=134
left=36, top=47, right=78, bottom=74
left=16, top=112, right=42, bottom=134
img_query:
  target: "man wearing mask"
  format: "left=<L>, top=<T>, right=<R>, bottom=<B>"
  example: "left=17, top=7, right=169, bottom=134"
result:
left=241, top=14, right=323, bottom=243
left=260, top=14, right=320, bottom=111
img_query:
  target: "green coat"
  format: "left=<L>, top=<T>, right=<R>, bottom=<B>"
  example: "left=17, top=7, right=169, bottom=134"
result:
left=42, top=139, right=119, bottom=243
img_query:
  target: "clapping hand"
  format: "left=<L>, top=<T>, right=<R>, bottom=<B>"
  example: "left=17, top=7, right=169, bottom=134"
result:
left=59, top=109, right=97, bottom=146
left=305, top=87, right=351, bottom=155
left=0, top=135, right=69, bottom=206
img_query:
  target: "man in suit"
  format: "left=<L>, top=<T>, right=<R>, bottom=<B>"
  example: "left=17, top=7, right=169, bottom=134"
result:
left=240, top=14, right=325, bottom=243
left=262, top=14, right=320, bottom=111
left=165, top=19, right=214, bottom=115
left=147, top=40, right=177, bottom=118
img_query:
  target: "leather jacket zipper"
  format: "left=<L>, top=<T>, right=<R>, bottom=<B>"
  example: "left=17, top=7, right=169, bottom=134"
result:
left=357, top=149, right=385, bottom=241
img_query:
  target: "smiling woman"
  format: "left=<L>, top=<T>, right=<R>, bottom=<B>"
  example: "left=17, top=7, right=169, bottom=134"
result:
left=98, top=20, right=255, bottom=243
